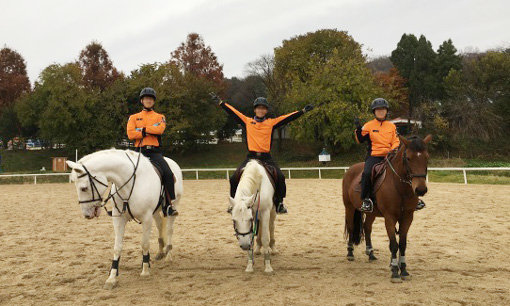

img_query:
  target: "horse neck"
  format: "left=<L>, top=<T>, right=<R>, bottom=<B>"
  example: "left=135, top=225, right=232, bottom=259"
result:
left=389, top=146, right=407, bottom=179
left=235, top=164, right=262, bottom=200
left=82, top=151, right=147, bottom=188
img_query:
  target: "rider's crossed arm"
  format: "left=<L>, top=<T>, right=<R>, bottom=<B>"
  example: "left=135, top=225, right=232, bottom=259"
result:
left=145, top=115, right=166, bottom=135
left=127, top=115, right=143, bottom=140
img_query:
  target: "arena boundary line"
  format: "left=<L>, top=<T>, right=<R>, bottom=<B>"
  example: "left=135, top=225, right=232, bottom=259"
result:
left=1, top=167, right=509, bottom=184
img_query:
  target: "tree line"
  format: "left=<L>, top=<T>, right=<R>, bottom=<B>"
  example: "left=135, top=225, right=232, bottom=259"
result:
left=0, top=30, right=508, bottom=156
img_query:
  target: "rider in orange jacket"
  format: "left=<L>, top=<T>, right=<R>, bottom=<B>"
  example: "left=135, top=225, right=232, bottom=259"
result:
left=355, top=98, right=425, bottom=212
left=212, top=94, right=313, bottom=214
left=127, top=87, right=177, bottom=216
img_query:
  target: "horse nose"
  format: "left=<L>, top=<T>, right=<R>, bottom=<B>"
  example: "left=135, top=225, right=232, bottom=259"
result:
left=415, top=187, right=427, bottom=196
left=240, top=243, right=251, bottom=251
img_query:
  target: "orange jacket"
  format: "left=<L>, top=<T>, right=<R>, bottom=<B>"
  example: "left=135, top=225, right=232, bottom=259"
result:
left=221, top=102, right=303, bottom=153
left=127, top=109, right=166, bottom=147
left=355, top=119, right=399, bottom=157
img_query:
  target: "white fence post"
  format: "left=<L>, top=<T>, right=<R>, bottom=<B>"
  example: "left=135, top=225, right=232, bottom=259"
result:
left=463, top=169, right=467, bottom=184
left=34, top=175, right=37, bottom=184
left=196, top=170, right=199, bottom=180
left=226, top=170, right=229, bottom=180
left=288, top=170, right=291, bottom=179
left=318, top=168, right=322, bottom=179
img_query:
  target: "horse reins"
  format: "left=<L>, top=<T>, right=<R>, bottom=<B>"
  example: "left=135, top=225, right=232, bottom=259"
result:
left=77, top=139, right=145, bottom=223
left=386, top=146, right=427, bottom=186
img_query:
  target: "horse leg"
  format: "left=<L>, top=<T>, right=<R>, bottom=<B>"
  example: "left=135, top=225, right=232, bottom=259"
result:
left=269, top=207, right=278, bottom=255
left=140, top=217, right=152, bottom=277
left=384, top=216, right=401, bottom=283
left=255, top=234, right=262, bottom=255
left=153, top=212, right=166, bottom=260
left=398, top=211, right=414, bottom=280
left=260, top=211, right=273, bottom=273
left=364, top=213, right=377, bottom=261
left=163, top=214, right=177, bottom=262
left=104, top=215, right=127, bottom=289
left=345, top=206, right=355, bottom=261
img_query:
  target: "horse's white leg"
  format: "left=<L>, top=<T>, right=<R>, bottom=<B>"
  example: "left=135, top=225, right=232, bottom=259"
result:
left=163, top=214, right=176, bottom=262
left=140, top=217, right=152, bottom=277
left=255, top=233, right=262, bottom=255
left=153, top=212, right=166, bottom=260
left=269, top=208, right=278, bottom=255
left=104, top=215, right=127, bottom=289
left=260, top=211, right=273, bottom=273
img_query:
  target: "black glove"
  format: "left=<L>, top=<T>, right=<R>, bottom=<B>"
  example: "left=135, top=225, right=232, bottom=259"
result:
left=141, top=127, right=147, bottom=138
left=209, top=92, right=221, bottom=104
left=303, top=104, right=314, bottom=113
left=354, top=118, right=362, bottom=130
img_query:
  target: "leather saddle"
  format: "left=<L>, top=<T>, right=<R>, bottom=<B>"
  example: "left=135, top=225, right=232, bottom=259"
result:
left=353, top=160, right=387, bottom=196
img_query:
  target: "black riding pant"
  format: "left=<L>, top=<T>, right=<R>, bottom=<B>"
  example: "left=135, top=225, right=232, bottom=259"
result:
left=141, top=147, right=176, bottom=201
left=230, top=152, right=286, bottom=203
left=361, top=156, right=385, bottom=200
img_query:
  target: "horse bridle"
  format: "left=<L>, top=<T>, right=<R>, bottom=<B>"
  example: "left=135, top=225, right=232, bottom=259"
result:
left=232, top=191, right=260, bottom=239
left=76, top=151, right=142, bottom=219
left=386, top=147, right=428, bottom=186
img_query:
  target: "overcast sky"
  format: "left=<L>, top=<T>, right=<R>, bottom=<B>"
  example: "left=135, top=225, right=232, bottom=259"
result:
left=1, top=0, right=508, bottom=83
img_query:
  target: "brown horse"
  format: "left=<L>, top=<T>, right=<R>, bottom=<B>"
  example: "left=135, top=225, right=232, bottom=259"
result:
left=343, top=134, right=432, bottom=282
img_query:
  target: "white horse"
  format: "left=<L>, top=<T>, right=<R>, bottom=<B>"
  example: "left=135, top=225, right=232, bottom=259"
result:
left=230, top=160, right=277, bottom=273
left=66, top=148, right=183, bottom=289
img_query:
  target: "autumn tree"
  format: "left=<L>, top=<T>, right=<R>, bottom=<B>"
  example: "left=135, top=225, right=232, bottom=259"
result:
left=78, top=41, right=120, bottom=91
left=0, top=47, right=31, bottom=147
left=170, top=33, right=224, bottom=88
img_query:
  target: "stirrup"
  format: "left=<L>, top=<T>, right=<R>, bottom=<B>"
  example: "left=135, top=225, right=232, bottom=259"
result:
left=360, top=198, right=373, bottom=213
left=164, top=204, right=178, bottom=217
left=276, top=202, right=288, bottom=214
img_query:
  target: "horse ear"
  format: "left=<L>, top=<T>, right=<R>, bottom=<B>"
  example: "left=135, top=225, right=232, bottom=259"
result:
left=398, top=135, right=409, bottom=146
left=229, top=197, right=236, bottom=208
left=66, top=161, right=84, bottom=173
left=423, top=134, right=433, bottom=144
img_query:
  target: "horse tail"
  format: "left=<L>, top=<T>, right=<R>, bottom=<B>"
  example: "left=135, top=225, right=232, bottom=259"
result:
left=352, top=210, right=365, bottom=245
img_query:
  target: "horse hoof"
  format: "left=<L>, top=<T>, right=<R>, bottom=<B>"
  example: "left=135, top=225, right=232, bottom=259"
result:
left=140, top=271, right=150, bottom=277
left=264, top=267, right=274, bottom=273
left=255, top=249, right=261, bottom=255
left=347, top=255, right=355, bottom=261
left=104, top=280, right=117, bottom=290
left=270, top=249, right=279, bottom=255
left=164, top=253, right=173, bottom=262
left=391, top=276, right=403, bottom=283
left=245, top=266, right=254, bottom=273
left=401, top=274, right=412, bottom=281
left=155, top=253, right=165, bottom=261
left=368, top=254, right=378, bottom=261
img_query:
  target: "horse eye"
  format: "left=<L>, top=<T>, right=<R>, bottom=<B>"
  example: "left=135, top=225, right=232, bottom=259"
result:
left=80, top=187, right=88, bottom=192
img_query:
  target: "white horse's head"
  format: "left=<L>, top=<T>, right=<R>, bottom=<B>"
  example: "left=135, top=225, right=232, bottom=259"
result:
left=230, top=195, right=256, bottom=250
left=67, top=160, right=109, bottom=219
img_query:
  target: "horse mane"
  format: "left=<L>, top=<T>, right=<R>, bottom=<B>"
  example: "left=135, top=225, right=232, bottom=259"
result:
left=407, top=136, right=427, bottom=152
left=237, top=160, right=263, bottom=198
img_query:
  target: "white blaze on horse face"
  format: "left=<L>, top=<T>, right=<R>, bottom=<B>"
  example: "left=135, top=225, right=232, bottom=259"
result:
left=232, top=201, right=253, bottom=249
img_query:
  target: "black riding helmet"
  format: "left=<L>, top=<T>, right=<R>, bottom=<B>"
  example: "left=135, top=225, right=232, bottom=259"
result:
left=253, top=97, right=269, bottom=109
left=371, top=98, right=389, bottom=112
left=140, top=87, right=157, bottom=101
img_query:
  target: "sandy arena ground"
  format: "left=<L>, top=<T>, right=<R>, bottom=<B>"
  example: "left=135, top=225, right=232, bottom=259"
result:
left=0, top=179, right=509, bottom=305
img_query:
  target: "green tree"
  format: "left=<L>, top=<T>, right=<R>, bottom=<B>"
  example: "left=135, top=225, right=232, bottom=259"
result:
left=436, top=39, right=462, bottom=98
left=274, top=29, right=381, bottom=152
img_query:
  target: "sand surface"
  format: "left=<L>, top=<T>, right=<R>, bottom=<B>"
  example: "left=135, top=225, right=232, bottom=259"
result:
left=0, top=180, right=509, bottom=305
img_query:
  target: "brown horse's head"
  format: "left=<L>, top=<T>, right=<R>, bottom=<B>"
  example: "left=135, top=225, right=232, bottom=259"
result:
left=398, top=134, right=432, bottom=196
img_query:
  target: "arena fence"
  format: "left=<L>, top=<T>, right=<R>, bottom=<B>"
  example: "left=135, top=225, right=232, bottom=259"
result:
left=0, top=167, right=509, bottom=185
